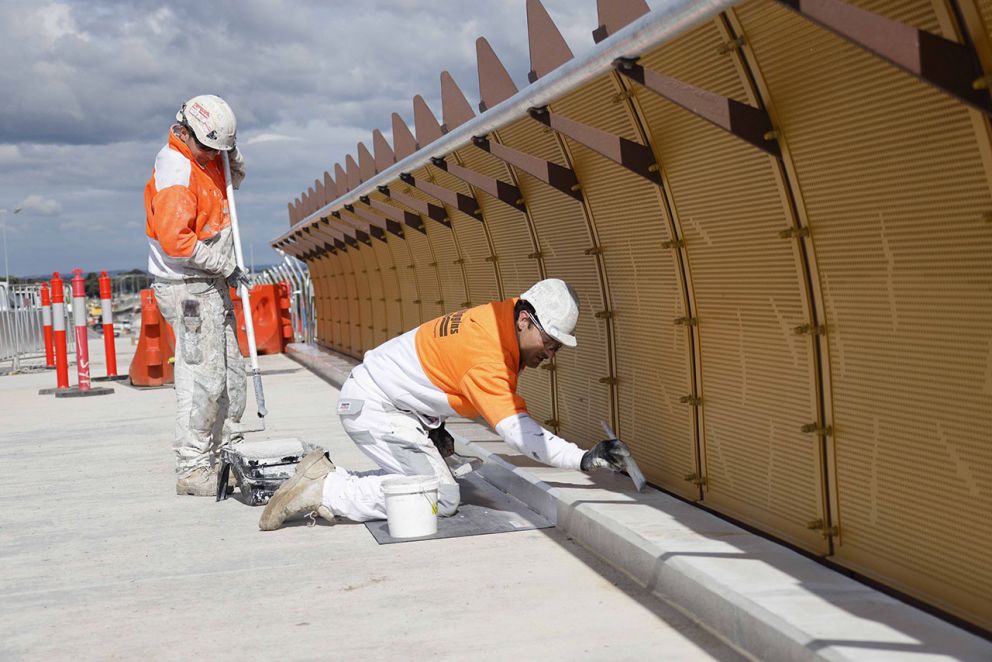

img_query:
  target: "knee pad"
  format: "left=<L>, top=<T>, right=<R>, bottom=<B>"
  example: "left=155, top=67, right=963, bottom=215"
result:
left=437, top=482, right=461, bottom=517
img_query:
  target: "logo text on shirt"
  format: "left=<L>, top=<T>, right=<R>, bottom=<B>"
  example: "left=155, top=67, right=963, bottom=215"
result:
left=436, top=310, right=465, bottom=337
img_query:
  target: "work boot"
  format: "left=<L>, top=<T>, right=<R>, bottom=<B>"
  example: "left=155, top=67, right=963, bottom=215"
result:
left=176, top=466, right=217, bottom=497
left=259, top=450, right=336, bottom=531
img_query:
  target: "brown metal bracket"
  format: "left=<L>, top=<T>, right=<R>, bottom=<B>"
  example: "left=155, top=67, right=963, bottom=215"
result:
left=776, top=0, right=992, bottom=115
left=399, top=171, right=479, bottom=220
left=361, top=194, right=416, bottom=238
left=528, top=106, right=662, bottom=185
left=376, top=186, right=429, bottom=235
left=349, top=204, right=390, bottom=243
left=379, top=186, right=442, bottom=234
left=430, top=156, right=523, bottom=214
left=472, top=135, right=582, bottom=201
left=615, top=58, right=781, bottom=158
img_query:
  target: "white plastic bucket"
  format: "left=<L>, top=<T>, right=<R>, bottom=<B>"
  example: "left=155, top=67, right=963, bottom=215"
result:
left=381, top=475, right=440, bottom=538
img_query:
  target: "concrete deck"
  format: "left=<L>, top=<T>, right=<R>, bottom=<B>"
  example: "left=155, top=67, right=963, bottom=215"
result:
left=1, top=339, right=744, bottom=661
left=286, top=343, right=992, bottom=662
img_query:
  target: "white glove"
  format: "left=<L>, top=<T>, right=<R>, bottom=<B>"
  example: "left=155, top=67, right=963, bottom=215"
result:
left=229, top=145, right=246, bottom=190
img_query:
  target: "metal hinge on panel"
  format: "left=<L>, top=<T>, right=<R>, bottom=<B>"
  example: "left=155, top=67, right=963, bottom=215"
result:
left=610, top=89, right=635, bottom=104
left=461, top=302, right=472, bottom=308
left=485, top=255, right=499, bottom=262
left=684, top=472, right=707, bottom=486
left=662, top=239, right=685, bottom=249
left=674, top=316, right=697, bottom=326
left=429, top=261, right=438, bottom=267
left=527, top=251, right=543, bottom=259
left=806, top=519, right=840, bottom=538
left=793, top=323, right=826, bottom=336
left=435, top=300, right=444, bottom=306
left=716, top=36, right=746, bottom=56
left=453, top=258, right=465, bottom=264
left=594, top=310, right=614, bottom=320
left=778, top=226, right=810, bottom=239
left=584, top=246, right=603, bottom=256
left=801, top=423, right=833, bottom=436
left=544, top=418, right=559, bottom=428
left=599, top=376, right=618, bottom=385
left=540, top=363, right=556, bottom=371
left=406, top=264, right=416, bottom=270
left=680, top=395, right=702, bottom=406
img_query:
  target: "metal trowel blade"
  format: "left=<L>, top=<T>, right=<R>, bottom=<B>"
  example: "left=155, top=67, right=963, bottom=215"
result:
left=623, top=455, right=646, bottom=492
left=601, top=421, right=646, bottom=492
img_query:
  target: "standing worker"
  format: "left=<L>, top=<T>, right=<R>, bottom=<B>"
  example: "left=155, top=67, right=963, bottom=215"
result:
left=260, top=278, right=634, bottom=530
left=145, top=95, right=251, bottom=496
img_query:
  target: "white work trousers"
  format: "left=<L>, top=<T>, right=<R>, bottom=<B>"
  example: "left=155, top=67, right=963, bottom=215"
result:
left=153, top=277, right=246, bottom=475
left=323, top=371, right=459, bottom=522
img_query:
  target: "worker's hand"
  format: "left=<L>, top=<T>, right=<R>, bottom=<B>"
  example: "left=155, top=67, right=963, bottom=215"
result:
left=580, top=438, right=632, bottom=473
left=226, top=265, right=250, bottom=292
left=229, top=145, right=246, bottom=190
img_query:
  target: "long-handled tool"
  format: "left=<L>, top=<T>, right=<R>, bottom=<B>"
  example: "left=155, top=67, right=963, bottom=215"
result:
left=223, top=151, right=267, bottom=422
left=601, top=421, right=646, bottom=492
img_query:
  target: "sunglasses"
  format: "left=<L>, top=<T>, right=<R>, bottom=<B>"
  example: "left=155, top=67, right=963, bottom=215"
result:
left=525, top=311, right=562, bottom=353
left=192, top=133, right=219, bottom=154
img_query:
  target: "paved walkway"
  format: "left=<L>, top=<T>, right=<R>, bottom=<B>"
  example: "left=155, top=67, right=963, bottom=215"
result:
left=0, top=339, right=743, bottom=661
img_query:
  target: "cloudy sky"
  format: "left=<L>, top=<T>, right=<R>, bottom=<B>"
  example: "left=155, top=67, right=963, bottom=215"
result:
left=0, top=0, right=621, bottom=278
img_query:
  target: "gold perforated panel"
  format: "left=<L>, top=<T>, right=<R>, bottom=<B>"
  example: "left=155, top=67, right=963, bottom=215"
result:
left=424, top=164, right=501, bottom=307
left=636, top=18, right=824, bottom=547
left=369, top=191, right=424, bottom=330
left=407, top=166, right=468, bottom=313
left=737, top=0, right=992, bottom=627
left=489, top=118, right=566, bottom=429
left=507, top=109, right=612, bottom=447
left=352, top=242, right=376, bottom=353
left=371, top=236, right=402, bottom=338
left=555, top=73, right=700, bottom=497
left=385, top=192, right=444, bottom=323
left=465, top=130, right=543, bottom=301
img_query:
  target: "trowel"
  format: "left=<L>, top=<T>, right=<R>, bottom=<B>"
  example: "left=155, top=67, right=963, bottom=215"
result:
left=601, top=421, right=646, bottom=492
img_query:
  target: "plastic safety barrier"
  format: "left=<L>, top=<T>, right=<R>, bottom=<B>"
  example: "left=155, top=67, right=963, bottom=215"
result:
left=128, top=289, right=175, bottom=387
left=231, top=283, right=293, bottom=357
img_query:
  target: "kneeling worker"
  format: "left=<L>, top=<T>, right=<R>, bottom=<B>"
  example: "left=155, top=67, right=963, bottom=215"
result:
left=260, top=278, right=633, bottom=530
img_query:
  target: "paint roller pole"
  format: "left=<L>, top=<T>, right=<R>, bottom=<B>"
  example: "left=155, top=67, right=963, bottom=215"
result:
left=222, top=150, right=267, bottom=420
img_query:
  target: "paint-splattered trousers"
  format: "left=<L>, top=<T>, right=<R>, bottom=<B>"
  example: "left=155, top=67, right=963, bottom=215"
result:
left=153, top=277, right=246, bottom=476
left=323, top=364, right=459, bottom=522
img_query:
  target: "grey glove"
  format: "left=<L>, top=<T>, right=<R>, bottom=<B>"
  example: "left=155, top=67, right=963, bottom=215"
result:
left=580, top=438, right=633, bottom=473
left=229, top=145, right=246, bottom=190
left=226, top=266, right=250, bottom=291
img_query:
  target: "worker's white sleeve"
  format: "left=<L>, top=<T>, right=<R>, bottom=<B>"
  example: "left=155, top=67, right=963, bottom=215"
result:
left=494, top=413, right=586, bottom=470
left=187, top=227, right=236, bottom=277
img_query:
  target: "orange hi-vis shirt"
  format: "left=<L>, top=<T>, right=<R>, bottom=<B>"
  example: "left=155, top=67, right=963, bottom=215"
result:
left=144, top=129, right=235, bottom=280
left=354, top=298, right=586, bottom=470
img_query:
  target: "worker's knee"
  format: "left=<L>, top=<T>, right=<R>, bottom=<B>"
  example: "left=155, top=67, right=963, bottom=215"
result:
left=437, top=482, right=461, bottom=517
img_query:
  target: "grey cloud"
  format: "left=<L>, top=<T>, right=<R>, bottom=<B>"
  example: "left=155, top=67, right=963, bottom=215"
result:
left=0, top=0, right=613, bottom=276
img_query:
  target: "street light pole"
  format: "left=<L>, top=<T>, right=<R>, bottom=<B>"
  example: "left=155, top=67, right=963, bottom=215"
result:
left=0, top=207, right=23, bottom=285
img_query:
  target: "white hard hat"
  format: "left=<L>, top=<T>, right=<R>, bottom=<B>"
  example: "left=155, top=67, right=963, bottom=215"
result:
left=176, top=95, right=237, bottom=151
left=520, top=278, right=579, bottom=347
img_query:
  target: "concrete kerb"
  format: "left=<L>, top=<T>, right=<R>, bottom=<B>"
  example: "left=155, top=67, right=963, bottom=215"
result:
left=284, top=343, right=992, bottom=661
